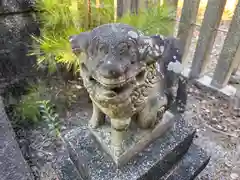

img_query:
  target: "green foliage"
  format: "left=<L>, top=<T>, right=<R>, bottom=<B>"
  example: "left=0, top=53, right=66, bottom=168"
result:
left=16, top=93, right=61, bottom=137
left=90, top=0, right=115, bottom=27
left=13, top=79, right=81, bottom=128
left=39, top=100, right=61, bottom=138
left=29, top=0, right=82, bottom=74
left=30, top=0, right=175, bottom=75
left=117, top=3, right=175, bottom=36
left=15, top=84, right=47, bottom=123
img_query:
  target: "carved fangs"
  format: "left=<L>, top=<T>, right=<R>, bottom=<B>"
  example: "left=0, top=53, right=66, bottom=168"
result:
left=89, top=75, right=132, bottom=96
left=88, top=69, right=146, bottom=97
left=89, top=68, right=146, bottom=88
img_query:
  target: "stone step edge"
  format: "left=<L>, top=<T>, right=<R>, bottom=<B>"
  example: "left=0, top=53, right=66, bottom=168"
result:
left=160, top=143, right=210, bottom=180
left=53, top=148, right=88, bottom=180
left=138, top=128, right=196, bottom=180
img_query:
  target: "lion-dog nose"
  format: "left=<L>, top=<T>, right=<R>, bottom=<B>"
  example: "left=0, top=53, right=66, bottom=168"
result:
left=99, top=59, right=127, bottom=79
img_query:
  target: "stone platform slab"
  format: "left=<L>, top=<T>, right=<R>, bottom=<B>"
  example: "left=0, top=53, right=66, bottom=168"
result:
left=64, top=115, right=210, bottom=180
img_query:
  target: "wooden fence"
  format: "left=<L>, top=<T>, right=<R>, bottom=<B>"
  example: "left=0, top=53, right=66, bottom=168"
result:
left=113, top=0, right=240, bottom=96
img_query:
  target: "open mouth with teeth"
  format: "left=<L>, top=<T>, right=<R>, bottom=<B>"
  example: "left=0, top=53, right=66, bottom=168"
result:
left=88, top=69, right=146, bottom=98
left=80, top=61, right=147, bottom=98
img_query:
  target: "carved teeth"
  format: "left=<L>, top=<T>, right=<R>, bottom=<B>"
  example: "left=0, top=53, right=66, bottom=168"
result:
left=103, top=91, right=117, bottom=97
left=117, top=83, right=125, bottom=87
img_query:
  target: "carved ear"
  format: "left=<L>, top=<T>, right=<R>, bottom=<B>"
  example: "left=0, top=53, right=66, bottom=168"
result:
left=138, top=35, right=165, bottom=64
left=69, top=32, right=90, bottom=55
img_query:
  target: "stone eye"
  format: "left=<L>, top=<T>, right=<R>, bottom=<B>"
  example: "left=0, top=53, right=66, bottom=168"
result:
left=119, top=43, right=128, bottom=55
left=130, top=49, right=138, bottom=64
left=119, top=49, right=125, bottom=55
left=127, top=41, right=138, bottom=63
left=99, top=44, right=108, bottom=54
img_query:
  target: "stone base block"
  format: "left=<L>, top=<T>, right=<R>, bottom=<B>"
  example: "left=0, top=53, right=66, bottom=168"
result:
left=89, top=111, right=175, bottom=167
left=63, top=115, right=210, bottom=180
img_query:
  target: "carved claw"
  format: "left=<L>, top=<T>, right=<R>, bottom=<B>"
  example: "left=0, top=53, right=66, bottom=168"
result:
left=89, top=117, right=99, bottom=129
left=111, top=129, right=124, bottom=156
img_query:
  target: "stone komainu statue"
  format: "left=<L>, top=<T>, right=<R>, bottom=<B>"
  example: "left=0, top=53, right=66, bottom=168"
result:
left=69, top=23, right=187, bottom=133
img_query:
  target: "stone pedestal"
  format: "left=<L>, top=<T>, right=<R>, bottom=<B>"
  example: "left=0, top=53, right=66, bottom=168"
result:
left=61, top=113, right=210, bottom=180
left=89, top=111, right=175, bottom=167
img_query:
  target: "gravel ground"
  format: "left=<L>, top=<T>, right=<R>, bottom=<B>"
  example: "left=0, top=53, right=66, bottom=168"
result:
left=185, top=84, right=240, bottom=180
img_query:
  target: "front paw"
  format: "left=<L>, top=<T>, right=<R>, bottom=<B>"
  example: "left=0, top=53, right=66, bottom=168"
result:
left=89, top=117, right=99, bottom=129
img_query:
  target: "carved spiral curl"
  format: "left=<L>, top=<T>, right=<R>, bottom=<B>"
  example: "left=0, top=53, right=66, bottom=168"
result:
left=131, top=64, right=160, bottom=111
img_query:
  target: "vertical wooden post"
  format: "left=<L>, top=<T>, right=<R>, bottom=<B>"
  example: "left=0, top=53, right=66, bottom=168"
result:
left=233, top=61, right=240, bottom=75
left=145, top=0, right=149, bottom=8
left=232, top=51, right=240, bottom=75
left=211, top=0, right=240, bottom=88
left=139, top=0, right=146, bottom=9
left=189, top=0, right=227, bottom=79
left=83, top=0, right=89, bottom=29
left=88, top=0, right=91, bottom=28
left=123, top=0, right=132, bottom=14
left=96, top=0, right=101, bottom=25
left=177, top=0, right=200, bottom=64
left=232, top=33, right=240, bottom=75
left=115, top=0, right=124, bottom=20
left=131, top=0, right=139, bottom=14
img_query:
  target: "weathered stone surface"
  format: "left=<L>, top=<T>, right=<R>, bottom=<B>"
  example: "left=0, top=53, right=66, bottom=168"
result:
left=0, top=97, right=33, bottom=180
left=0, top=0, right=35, bottom=14
left=0, top=13, right=39, bottom=82
left=89, top=110, right=175, bottom=167
left=64, top=115, right=204, bottom=180
left=53, top=148, right=89, bottom=180
left=160, top=144, right=210, bottom=180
